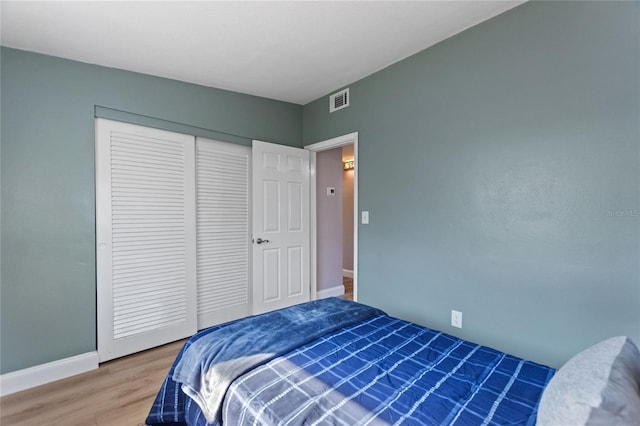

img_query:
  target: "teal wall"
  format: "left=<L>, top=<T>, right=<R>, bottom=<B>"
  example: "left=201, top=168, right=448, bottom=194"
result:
left=304, top=1, right=640, bottom=368
left=0, top=47, right=302, bottom=374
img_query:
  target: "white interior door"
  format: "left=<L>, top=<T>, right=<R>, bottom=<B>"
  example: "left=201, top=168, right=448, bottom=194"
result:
left=96, top=119, right=197, bottom=362
left=252, top=140, right=310, bottom=314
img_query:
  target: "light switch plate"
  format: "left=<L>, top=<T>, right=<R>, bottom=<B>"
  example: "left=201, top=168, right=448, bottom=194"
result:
left=362, top=211, right=369, bottom=224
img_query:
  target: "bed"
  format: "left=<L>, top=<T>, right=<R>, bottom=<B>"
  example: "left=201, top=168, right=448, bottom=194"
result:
left=146, top=297, right=640, bottom=426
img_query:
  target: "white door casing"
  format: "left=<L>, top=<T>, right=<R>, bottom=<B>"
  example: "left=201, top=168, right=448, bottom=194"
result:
left=96, top=119, right=197, bottom=362
left=305, top=132, right=359, bottom=302
left=252, top=140, right=310, bottom=314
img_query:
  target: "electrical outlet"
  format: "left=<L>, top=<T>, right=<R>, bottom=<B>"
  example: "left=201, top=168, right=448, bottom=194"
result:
left=451, top=310, right=462, bottom=328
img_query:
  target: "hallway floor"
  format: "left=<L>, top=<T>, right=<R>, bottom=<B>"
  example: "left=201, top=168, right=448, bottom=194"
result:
left=342, top=276, right=353, bottom=301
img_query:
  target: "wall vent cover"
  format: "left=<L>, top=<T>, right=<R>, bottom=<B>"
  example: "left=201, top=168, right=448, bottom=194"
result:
left=329, top=88, right=349, bottom=113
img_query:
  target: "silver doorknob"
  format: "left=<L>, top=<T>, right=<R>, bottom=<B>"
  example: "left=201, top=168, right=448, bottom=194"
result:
left=255, top=238, right=270, bottom=244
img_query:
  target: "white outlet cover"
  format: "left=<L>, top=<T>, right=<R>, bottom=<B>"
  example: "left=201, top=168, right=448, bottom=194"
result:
left=451, top=310, right=462, bottom=328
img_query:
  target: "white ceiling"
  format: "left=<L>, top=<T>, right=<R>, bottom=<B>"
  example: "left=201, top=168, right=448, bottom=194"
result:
left=1, top=1, right=524, bottom=105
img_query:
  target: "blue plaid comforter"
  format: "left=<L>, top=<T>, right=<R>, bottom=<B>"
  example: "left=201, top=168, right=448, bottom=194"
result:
left=147, top=313, right=554, bottom=425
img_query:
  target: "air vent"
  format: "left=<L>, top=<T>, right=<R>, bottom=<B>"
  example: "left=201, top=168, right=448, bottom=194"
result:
left=329, top=88, right=349, bottom=113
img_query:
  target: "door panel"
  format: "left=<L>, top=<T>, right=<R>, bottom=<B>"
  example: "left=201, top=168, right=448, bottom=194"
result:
left=195, top=138, right=251, bottom=329
left=96, top=119, right=197, bottom=362
left=288, top=246, right=304, bottom=296
left=263, top=248, right=281, bottom=301
left=263, top=180, right=280, bottom=232
left=252, top=140, right=310, bottom=314
left=288, top=183, right=303, bottom=231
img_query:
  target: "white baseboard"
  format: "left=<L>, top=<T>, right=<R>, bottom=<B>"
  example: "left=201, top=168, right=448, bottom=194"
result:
left=317, top=284, right=345, bottom=299
left=0, top=351, right=99, bottom=396
left=343, top=269, right=353, bottom=279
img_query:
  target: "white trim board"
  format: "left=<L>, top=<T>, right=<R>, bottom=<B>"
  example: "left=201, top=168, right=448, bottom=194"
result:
left=343, top=269, right=354, bottom=279
left=0, top=352, right=99, bottom=396
left=317, top=284, right=345, bottom=299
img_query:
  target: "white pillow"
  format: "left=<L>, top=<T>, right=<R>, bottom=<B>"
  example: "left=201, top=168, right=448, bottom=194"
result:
left=537, top=336, right=640, bottom=426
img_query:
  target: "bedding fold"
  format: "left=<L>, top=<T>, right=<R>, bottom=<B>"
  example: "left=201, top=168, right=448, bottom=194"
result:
left=172, top=297, right=385, bottom=423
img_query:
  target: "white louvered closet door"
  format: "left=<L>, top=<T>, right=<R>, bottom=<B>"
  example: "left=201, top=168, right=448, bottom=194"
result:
left=195, top=138, right=251, bottom=329
left=96, top=119, right=197, bottom=362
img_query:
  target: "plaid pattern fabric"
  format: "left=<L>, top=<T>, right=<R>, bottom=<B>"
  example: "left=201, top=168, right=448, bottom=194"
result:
left=147, top=315, right=554, bottom=426
left=223, top=315, right=554, bottom=426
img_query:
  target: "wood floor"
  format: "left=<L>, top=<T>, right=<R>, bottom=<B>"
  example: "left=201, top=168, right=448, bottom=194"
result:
left=342, top=276, right=354, bottom=301
left=1, top=282, right=355, bottom=426
left=0, top=339, right=185, bottom=426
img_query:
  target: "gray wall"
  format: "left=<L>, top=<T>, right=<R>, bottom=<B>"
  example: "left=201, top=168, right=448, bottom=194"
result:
left=303, top=1, right=640, bottom=368
left=316, top=148, right=343, bottom=291
left=0, top=47, right=302, bottom=374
